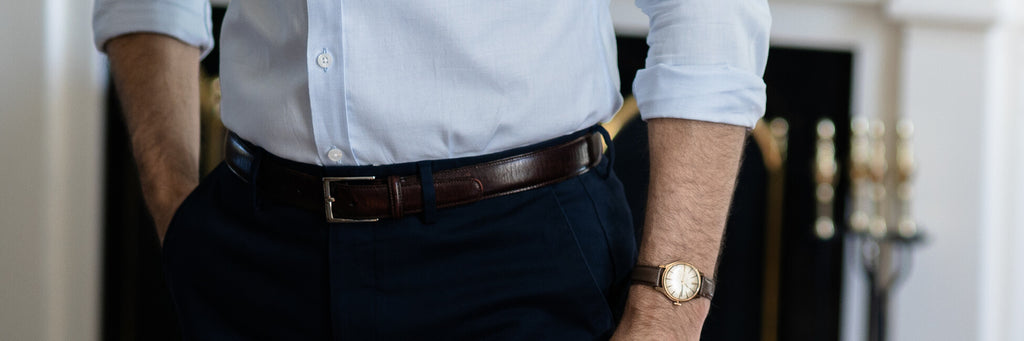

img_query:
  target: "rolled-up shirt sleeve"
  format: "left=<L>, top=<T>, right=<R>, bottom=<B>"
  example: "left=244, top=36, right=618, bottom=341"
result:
left=93, top=0, right=215, bottom=58
left=633, top=0, right=771, bottom=129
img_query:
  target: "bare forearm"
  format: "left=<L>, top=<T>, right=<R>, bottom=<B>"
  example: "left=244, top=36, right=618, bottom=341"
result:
left=106, top=33, right=201, bottom=241
left=641, top=118, right=746, bottom=276
left=616, top=118, right=747, bottom=339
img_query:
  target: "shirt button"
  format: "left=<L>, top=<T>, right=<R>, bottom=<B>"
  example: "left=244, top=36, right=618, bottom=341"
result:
left=326, top=148, right=344, bottom=162
left=316, top=50, right=332, bottom=69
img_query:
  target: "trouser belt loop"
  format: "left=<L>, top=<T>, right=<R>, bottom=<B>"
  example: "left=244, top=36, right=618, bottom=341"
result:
left=387, top=175, right=404, bottom=219
left=418, top=161, right=437, bottom=224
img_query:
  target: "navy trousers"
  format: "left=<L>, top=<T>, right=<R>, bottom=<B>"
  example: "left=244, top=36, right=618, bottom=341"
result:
left=162, top=129, right=637, bottom=340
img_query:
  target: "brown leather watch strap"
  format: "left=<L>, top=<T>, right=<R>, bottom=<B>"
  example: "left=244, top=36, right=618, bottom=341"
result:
left=631, top=265, right=662, bottom=287
left=699, top=276, right=715, bottom=300
left=631, top=264, right=715, bottom=301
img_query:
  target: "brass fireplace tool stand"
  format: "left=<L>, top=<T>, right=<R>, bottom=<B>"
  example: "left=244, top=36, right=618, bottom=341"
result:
left=817, top=118, right=924, bottom=341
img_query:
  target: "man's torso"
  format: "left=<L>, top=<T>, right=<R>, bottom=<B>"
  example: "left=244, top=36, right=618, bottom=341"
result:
left=218, top=0, right=623, bottom=166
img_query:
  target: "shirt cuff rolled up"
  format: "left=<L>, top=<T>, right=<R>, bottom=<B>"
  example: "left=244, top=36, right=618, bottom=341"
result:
left=633, top=63, right=767, bottom=129
left=93, top=0, right=214, bottom=59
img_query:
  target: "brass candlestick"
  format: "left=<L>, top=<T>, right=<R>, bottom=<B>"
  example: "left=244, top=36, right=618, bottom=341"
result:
left=849, top=118, right=872, bottom=234
left=846, top=118, right=922, bottom=341
left=896, top=120, right=917, bottom=239
left=814, top=119, right=838, bottom=240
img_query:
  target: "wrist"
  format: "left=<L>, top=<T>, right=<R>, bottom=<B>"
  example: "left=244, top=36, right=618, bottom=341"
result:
left=616, top=285, right=709, bottom=340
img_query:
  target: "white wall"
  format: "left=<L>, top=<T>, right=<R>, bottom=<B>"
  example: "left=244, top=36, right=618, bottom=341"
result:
left=0, top=0, right=105, bottom=340
left=888, top=0, right=1024, bottom=340
left=894, top=24, right=988, bottom=341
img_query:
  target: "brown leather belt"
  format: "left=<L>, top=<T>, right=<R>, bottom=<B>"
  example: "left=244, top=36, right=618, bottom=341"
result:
left=224, top=131, right=604, bottom=223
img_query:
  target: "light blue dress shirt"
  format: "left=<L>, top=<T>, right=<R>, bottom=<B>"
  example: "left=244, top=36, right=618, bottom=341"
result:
left=94, top=0, right=770, bottom=166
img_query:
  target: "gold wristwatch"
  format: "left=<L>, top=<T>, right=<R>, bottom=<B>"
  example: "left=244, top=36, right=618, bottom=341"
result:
left=631, top=261, right=715, bottom=305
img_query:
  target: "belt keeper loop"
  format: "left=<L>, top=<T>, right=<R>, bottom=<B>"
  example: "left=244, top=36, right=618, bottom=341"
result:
left=387, top=175, right=403, bottom=219
left=418, top=161, right=437, bottom=224
left=596, top=126, right=614, bottom=178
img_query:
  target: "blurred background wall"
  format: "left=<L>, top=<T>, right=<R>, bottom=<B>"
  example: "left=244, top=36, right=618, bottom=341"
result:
left=2, top=0, right=1024, bottom=340
left=0, top=0, right=106, bottom=340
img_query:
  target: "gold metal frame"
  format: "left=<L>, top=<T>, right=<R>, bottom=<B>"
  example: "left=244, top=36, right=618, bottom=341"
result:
left=660, top=261, right=702, bottom=305
left=754, top=118, right=788, bottom=341
left=602, top=96, right=640, bottom=140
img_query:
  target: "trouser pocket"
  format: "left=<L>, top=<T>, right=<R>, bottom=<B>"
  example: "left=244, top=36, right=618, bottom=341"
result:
left=547, top=166, right=638, bottom=322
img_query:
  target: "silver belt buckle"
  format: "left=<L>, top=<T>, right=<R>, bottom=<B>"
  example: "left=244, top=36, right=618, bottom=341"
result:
left=322, top=176, right=380, bottom=223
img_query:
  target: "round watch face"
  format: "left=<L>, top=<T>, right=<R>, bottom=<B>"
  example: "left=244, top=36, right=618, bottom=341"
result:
left=663, top=262, right=701, bottom=301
